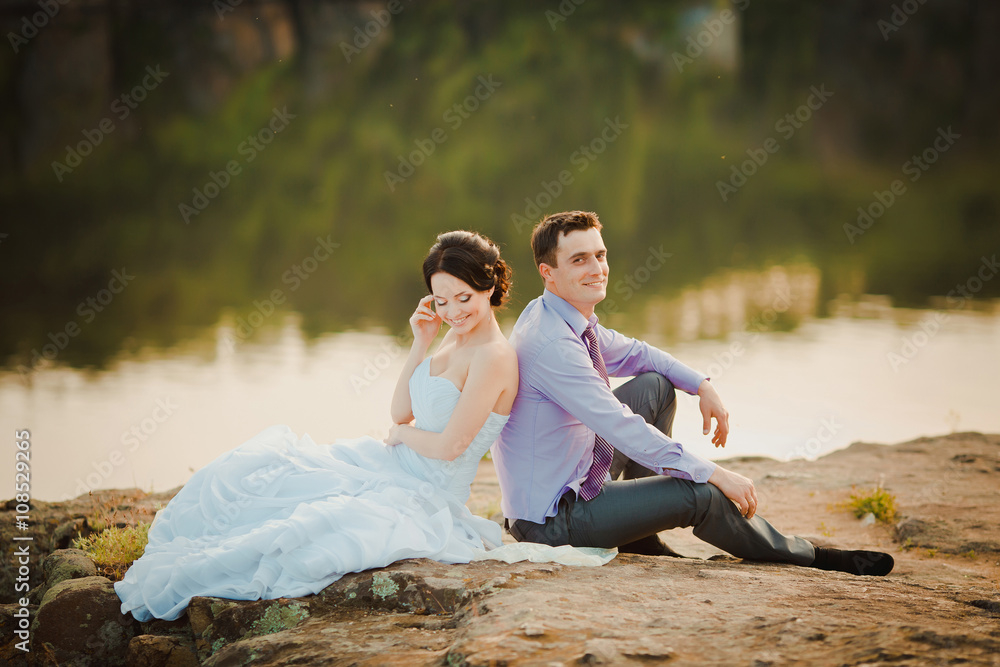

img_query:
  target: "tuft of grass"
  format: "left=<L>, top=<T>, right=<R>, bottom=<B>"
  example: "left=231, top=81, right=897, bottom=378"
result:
left=847, top=486, right=899, bottom=524
left=72, top=491, right=155, bottom=581
left=74, top=523, right=151, bottom=580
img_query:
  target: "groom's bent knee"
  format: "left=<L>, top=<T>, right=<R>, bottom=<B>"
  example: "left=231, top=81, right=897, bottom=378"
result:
left=635, top=372, right=675, bottom=409
left=653, top=372, right=677, bottom=406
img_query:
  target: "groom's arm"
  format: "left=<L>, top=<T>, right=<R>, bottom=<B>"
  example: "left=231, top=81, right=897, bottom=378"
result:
left=527, top=337, right=717, bottom=482
left=597, top=324, right=730, bottom=446
left=595, top=324, right=706, bottom=394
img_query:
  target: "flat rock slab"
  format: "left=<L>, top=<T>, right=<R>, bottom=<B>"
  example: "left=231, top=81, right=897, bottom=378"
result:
left=3, top=433, right=1000, bottom=665
left=189, top=553, right=1000, bottom=666
left=200, top=432, right=1000, bottom=666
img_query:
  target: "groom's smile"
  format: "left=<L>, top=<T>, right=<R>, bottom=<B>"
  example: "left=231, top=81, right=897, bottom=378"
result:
left=539, top=227, right=610, bottom=318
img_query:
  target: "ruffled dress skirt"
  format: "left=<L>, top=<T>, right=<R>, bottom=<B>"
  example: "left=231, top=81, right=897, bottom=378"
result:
left=114, top=425, right=502, bottom=622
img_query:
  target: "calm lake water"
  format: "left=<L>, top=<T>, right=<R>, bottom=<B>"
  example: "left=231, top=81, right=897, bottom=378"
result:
left=4, top=268, right=998, bottom=502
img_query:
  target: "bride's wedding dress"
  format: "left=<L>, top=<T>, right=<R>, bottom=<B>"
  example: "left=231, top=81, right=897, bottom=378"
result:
left=116, top=357, right=614, bottom=621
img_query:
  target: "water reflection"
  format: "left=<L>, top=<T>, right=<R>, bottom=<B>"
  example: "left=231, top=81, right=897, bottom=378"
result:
left=3, top=1, right=999, bottom=375
left=603, top=263, right=822, bottom=342
left=3, top=262, right=998, bottom=501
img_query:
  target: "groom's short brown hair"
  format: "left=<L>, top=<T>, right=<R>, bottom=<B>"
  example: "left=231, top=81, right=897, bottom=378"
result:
left=531, top=211, right=603, bottom=268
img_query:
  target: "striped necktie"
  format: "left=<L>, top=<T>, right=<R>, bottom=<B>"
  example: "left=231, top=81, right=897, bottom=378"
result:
left=579, top=325, right=614, bottom=501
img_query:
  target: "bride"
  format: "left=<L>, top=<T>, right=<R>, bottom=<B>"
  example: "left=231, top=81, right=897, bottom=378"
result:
left=115, top=230, right=520, bottom=622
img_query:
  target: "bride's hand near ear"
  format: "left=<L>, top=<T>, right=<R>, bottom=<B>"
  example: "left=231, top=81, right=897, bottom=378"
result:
left=410, top=295, right=441, bottom=350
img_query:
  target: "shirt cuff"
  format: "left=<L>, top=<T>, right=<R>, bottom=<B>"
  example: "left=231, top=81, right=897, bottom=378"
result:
left=670, top=364, right=709, bottom=396
left=657, top=449, right=717, bottom=483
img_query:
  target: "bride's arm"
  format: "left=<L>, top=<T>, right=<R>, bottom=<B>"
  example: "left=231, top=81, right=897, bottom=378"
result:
left=389, top=344, right=426, bottom=425
left=387, top=344, right=516, bottom=461
left=390, top=295, right=442, bottom=424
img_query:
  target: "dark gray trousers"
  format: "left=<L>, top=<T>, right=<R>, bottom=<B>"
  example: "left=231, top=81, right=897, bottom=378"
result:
left=508, top=372, right=815, bottom=566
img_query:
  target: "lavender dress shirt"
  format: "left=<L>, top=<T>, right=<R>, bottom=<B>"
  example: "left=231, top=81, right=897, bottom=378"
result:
left=492, top=290, right=718, bottom=524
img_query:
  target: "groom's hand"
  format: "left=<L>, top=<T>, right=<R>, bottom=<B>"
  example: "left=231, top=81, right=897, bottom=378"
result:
left=707, top=466, right=758, bottom=519
left=697, top=379, right=730, bottom=447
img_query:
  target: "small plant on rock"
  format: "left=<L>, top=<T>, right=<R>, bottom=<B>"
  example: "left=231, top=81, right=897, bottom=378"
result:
left=72, top=491, right=154, bottom=580
left=846, top=485, right=899, bottom=524
left=74, top=523, right=150, bottom=580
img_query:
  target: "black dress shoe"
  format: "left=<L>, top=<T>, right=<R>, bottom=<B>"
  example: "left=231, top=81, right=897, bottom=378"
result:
left=618, top=534, right=686, bottom=558
left=809, top=547, right=894, bottom=576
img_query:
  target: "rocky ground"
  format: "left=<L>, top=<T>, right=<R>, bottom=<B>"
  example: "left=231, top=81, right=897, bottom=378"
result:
left=1, top=432, right=998, bottom=666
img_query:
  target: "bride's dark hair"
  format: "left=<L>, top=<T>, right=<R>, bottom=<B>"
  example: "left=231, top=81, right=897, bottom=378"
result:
left=422, top=231, right=512, bottom=308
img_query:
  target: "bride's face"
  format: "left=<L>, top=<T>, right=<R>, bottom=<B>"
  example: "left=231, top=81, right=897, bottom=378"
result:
left=430, top=271, right=493, bottom=333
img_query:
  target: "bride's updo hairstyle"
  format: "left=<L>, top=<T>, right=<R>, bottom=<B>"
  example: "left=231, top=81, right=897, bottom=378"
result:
left=423, top=231, right=512, bottom=308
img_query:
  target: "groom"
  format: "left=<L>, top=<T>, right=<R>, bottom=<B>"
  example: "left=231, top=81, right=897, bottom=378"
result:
left=491, top=210, right=893, bottom=576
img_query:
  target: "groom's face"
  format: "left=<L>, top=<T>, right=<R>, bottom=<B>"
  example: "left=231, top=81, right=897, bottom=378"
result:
left=541, top=227, right=609, bottom=316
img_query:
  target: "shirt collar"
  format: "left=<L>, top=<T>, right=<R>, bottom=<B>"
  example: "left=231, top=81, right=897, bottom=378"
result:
left=540, top=289, right=600, bottom=337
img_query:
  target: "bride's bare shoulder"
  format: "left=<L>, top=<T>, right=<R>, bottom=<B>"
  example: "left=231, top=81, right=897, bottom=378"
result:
left=471, top=338, right=518, bottom=374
